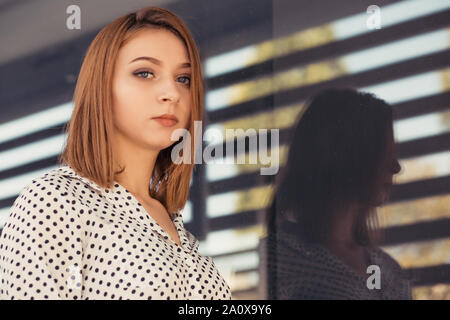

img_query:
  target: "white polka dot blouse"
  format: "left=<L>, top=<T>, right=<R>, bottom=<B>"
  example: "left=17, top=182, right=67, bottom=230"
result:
left=0, top=165, right=232, bottom=300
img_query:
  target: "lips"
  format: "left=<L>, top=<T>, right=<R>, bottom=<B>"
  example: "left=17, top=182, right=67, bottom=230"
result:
left=152, top=114, right=178, bottom=127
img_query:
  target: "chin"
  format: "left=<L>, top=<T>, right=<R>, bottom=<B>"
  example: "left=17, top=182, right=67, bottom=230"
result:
left=376, top=194, right=390, bottom=207
left=149, top=141, right=173, bottom=151
left=145, top=133, right=178, bottom=148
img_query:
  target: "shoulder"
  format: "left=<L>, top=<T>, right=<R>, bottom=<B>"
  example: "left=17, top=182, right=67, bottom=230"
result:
left=1, top=167, right=87, bottom=251
left=20, top=165, right=103, bottom=202
left=12, top=167, right=69, bottom=205
left=371, top=247, right=402, bottom=268
left=18, top=166, right=80, bottom=192
left=369, top=246, right=408, bottom=279
left=5, top=166, right=94, bottom=226
left=369, top=247, right=413, bottom=299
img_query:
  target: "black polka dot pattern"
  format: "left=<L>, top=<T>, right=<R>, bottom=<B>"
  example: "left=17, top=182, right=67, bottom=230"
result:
left=0, top=165, right=232, bottom=300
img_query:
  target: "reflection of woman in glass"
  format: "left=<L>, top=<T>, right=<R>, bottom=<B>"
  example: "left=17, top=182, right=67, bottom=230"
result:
left=266, top=88, right=411, bottom=299
left=0, top=7, right=231, bottom=300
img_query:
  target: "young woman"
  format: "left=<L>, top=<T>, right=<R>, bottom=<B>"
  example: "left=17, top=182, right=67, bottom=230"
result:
left=0, top=7, right=231, bottom=300
left=266, top=88, right=412, bottom=300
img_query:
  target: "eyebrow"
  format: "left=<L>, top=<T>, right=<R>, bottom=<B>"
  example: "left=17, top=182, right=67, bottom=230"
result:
left=129, top=56, right=191, bottom=68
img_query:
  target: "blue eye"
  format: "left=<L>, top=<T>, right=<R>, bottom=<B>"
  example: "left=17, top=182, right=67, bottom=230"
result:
left=134, top=71, right=154, bottom=79
left=177, top=76, right=191, bottom=85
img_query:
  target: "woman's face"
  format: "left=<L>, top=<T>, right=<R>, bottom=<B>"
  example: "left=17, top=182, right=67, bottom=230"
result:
left=374, top=125, right=401, bottom=206
left=111, top=28, right=192, bottom=152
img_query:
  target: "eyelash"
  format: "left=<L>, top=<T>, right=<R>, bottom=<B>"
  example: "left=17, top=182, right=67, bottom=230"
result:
left=133, top=70, right=191, bottom=86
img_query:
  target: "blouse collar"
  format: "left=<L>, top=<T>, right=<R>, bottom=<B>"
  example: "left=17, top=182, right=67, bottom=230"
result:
left=54, top=164, right=190, bottom=250
left=55, top=164, right=182, bottom=220
left=56, top=165, right=98, bottom=190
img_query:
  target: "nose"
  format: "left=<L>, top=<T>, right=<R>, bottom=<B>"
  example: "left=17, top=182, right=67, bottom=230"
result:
left=392, top=158, right=401, bottom=175
left=158, top=80, right=180, bottom=104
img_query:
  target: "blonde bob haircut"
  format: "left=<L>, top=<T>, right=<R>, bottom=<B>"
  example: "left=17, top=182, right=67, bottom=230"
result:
left=58, top=7, right=203, bottom=217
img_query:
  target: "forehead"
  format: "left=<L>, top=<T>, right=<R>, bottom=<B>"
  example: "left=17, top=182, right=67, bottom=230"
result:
left=118, top=28, right=189, bottom=65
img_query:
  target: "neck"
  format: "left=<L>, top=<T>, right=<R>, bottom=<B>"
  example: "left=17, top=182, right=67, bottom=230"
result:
left=112, top=131, right=160, bottom=200
left=325, top=204, right=361, bottom=250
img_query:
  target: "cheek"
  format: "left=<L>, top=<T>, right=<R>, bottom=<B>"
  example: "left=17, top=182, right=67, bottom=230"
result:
left=112, top=77, right=150, bottom=128
left=179, top=93, right=192, bottom=128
